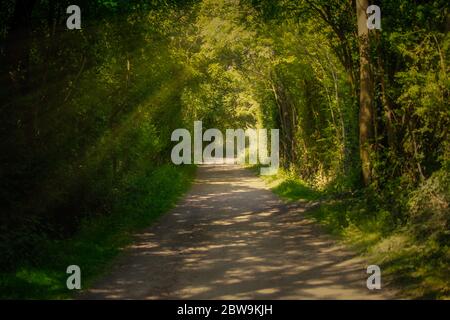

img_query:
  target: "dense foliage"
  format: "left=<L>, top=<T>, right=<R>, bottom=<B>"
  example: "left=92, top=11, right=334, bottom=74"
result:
left=0, top=0, right=448, bottom=298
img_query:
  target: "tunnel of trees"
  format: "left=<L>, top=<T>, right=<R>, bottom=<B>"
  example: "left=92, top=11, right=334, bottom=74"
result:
left=0, top=0, right=448, bottom=298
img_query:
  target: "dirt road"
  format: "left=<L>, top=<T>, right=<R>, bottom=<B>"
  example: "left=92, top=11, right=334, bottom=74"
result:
left=81, top=165, right=393, bottom=299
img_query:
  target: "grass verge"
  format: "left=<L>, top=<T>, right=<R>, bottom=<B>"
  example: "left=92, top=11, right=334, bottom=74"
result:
left=251, top=165, right=449, bottom=299
left=0, top=164, right=196, bottom=299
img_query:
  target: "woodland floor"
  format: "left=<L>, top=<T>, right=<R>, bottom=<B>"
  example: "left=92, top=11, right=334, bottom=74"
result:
left=80, top=165, right=398, bottom=299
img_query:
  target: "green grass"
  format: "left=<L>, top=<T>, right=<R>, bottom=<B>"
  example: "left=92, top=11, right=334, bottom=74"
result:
left=248, top=164, right=321, bottom=202
left=0, top=164, right=196, bottom=299
left=272, top=179, right=322, bottom=202
left=256, top=167, right=450, bottom=299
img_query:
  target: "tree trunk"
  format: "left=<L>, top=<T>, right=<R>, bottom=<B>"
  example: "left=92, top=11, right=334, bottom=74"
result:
left=356, top=0, right=374, bottom=186
left=270, top=78, right=296, bottom=166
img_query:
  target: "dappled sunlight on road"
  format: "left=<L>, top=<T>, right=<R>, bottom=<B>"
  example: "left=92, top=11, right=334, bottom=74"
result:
left=81, top=165, right=393, bottom=300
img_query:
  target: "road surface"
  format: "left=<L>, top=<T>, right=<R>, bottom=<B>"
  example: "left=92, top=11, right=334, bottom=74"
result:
left=81, top=165, right=394, bottom=299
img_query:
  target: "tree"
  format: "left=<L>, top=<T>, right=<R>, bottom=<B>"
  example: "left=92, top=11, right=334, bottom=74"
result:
left=356, top=0, right=374, bottom=185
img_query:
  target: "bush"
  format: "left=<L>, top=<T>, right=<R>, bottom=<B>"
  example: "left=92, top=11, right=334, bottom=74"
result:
left=408, top=169, right=450, bottom=245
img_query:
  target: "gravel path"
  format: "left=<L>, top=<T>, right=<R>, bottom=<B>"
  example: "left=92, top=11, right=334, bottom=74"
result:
left=81, top=165, right=394, bottom=299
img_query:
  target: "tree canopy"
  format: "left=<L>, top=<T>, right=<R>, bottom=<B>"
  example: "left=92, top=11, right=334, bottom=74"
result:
left=0, top=0, right=448, bottom=298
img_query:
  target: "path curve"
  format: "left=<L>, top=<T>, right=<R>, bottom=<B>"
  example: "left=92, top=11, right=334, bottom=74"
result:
left=81, top=165, right=394, bottom=299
